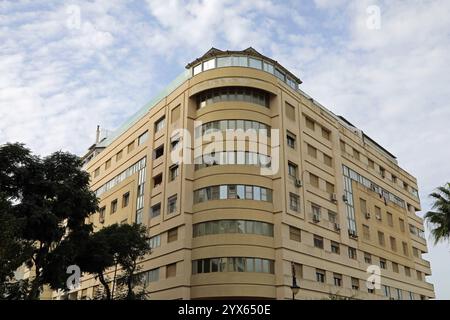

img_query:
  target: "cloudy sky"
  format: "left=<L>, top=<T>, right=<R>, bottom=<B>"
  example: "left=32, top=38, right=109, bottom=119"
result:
left=1, top=0, right=449, bottom=298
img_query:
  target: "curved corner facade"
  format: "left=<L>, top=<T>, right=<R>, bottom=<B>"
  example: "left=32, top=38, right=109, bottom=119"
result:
left=70, top=47, right=434, bottom=300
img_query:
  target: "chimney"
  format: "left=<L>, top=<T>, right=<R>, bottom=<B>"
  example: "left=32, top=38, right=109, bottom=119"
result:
left=95, top=125, right=100, bottom=144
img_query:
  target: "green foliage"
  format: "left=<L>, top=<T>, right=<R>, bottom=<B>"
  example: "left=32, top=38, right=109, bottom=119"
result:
left=425, top=183, right=450, bottom=245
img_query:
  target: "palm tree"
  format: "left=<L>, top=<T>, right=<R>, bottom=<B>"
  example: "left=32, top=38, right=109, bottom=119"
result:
left=424, top=183, right=450, bottom=245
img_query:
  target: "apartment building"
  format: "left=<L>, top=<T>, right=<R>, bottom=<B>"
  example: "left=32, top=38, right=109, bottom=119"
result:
left=72, top=47, right=434, bottom=300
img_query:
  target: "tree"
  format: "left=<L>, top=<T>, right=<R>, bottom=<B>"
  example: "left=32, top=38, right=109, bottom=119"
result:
left=0, top=143, right=98, bottom=299
left=78, top=223, right=151, bottom=300
left=425, top=183, right=450, bottom=245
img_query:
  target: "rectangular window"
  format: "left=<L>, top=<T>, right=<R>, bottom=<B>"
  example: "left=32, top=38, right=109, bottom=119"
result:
left=316, top=269, right=326, bottom=283
left=379, top=258, right=387, bottom=269
left=99, top=206, right=106, bottom=224
left=138, top=131, right=149, bottom=145
left=122, top=192, right=130, bottom=208
left=328, top=210, right=337, bottom=223
left=363, top=225, right=370, bottom=240
left=288, top=162, right=298, bottom=178
left=168, top=195, right=177, bottom=214
left=150, top=203, right=161, bottom=218
left=405, top=266, right=411, bottom=277
left=375, top=206, right=382, bottom=221
left=402, top=241, right=409, bottom=256
left=331, top=241, right=340, bottom=254
left=167, top=227, right=178, bottom=243
left=351, top=277, right=360, bottom=290
left=382, top=285, right=391, bottom=298
left=364, top=252, right=372, bottom=264
left=110, top=199, right=118, bottom=214
left=309, top=173, right=319, bottom=188
left=169, top=164, right=179, bottom=181
left=171, top=105, right=180, bottom=123
left=289, top=193, right=300, bottom=212
left=249, top=58, right=262, bottom=69
left=340, top=140, right=346, bottom=153
left=348, top=247, right=357, bottom=260
left=416, top=270, right=422, bottom=281
left=353, top=148, right=360, bottom=160
left=368, top=159, right=375, bottom=169
left=387, top=212, right=393, bottom=227
left=116, top=150, right=123, bottom=161
left=333, top=273, right=342, bottom=287
left=105, top=158, right=111, bottom=170
left=399, top=218, right=405, bottom=232
left=153, top=145, right=164, bottom=160
left=326, top=181, right=335, bottom=194
left=322, top=127, right=331, bottom=140
left=305, top=117, right=315, bottom=130
left=390, top=236, right=397, bottom=252
left=392, top=262, right=399, bottom=273
left=166, top=263, right=177, bottom=278
left=127, top=141, right=135, bottom=154
left=313, top=235, right=324, bottom=249
left=307, top=144, right=317, bottom=158
left=289, top=226, right=301, bottom=242
left=155, top=117, right=165, bottom=133
left=378, top=231, right=385, bottom=246
left=94, top=168, right=100, bottom=178
left=323, top=154, right=332, bottom=167
left=312, top=203, right=321, bottom=221
left=287, top=132, right=296, bottom=149
left=153, top=174, right=163, bottom=188
left=360, top=198, right=367, bottom=215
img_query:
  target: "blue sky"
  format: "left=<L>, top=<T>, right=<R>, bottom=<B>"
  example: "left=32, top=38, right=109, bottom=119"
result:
left=1, top=0, right=449, bottom=299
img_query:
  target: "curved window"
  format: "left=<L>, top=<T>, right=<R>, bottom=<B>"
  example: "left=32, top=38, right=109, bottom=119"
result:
left=194, top=185, right=272, bottom=203
left=193, top=220, right=274, bottom=237
left=196, top=119, right=270, bottom=136
left=196, top=87, right=269, bottom=109
left=194, top=151, right=271, bottom=170
left=192, top=257, right=274, bottom=274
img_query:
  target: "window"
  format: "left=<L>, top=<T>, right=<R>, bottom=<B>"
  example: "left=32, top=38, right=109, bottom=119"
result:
left=171, top=136, right=180, bottom=150
left=167, top=227, right=178, bottom=243
left=309, top=173, right=319, bottom=188
left=285, top=102, right=295, bottom=120
left=408, top=292, right=414, bottom=300
left=312, top=204, right=321, bottom=221
left=333, top=273, right=342, bottom=287
left=380, top=166, right=386, bottom=178
left=127, top=141, right=135, bottom=154
left=399, top=218, right=405, bottom=232
left=375, top=206, right=382, bottom=221
left=122, top=192, right=130, bottom=208
left=378, top=231, right=385, bottom=246
left=193, top=64, right=202, bottom=75
left=110, top=199, right=118, bottom=214
left=368, top=159, right=375, bottom=169
left=94, top=167, right=100, bottom=178
left=155, top=117, right=165, bottom=133
left=364, top=252, right=372, bottom=264
left=412, top=247, right=419, bottom=258
left=194, top=185, right=272, bottom=203
left=153, top=174, right=163, bottom=188
left=249, top=58, right=262, bottom=69
left=305, top=117, right=315, bottom=130
left=193, top=220, right=273, bottom=237
left=168, top=195, right=177, bottom=214
left=392, top=262, right=399, bottom=273
left=322, top=127, right=330, bottom=140
left=405, top=266, right=411, bottom=277
left=288, top=162, right=298, bottom=178
left=363, top=225, right=370, bottom=240
left=289, top=226, right=301, bottom=242
left=387, top=212, right=393, bottom=227
left=359, top=198, right=367, bottom=216
left=116, top=150, right=123, bottom=161
left=313, top=235, right=324, bottom=249
left=307, top=144, right=317, bottom=158
left=99, top=206, right=106, bottom=224
left=402, top=242, right=409, bottom=256
left=351, top=277, right=360, bottom=290
left=293, top=263, right=302, bottom=279
left=382, top=285, right=391, bottom=298
left=166, top=263, right=177, bottom=278
left=403, top=182, right=409, bottom=191
left=150, top=203, right=161, bottom=218
left=353, top=148, right=360, bottom=160
left=323, top=154, right=332, bottom=167
left=171, top=105, right=180, bottom=123
left=325, top=182, right=334, bottom=194
left=148, top=235, right=161, bottom=248
left=331, top=241, right=340, bottom=254
left=289, top=193, right=300, bottom=212
left=192, top=257, right=274, bottom=274
left=340, top=140, right=346, bottom=153
left=169, top=164, right=179, bottom=181
left=286, top=132, right=296, bottom=149
left=153, top=145, right=164, bottom=160
left=396, top=289, right=403, bottom=300
left=197, top=87, right=269, bottom=109
left=348, top=247, right=357, bottom=260
left=316, top=269, right=326, bottom=283
left=390, top=236, right=397, bottom=252
left=379, top=258, right=386, bottom=269
left=328, top=211, right=337, bottom=223
left=416, top=270, right=422, bottom=281
left=138, top=131, right=148, bottom=145
left=391, top=175, right=397, bottom=183
left=105, top=158, right=111, bottom=170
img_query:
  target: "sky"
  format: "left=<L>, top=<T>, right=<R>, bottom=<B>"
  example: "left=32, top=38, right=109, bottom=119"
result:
left=1, top=0, right=449, bottom=299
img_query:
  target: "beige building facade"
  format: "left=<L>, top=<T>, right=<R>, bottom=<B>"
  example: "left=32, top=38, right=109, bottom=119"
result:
left=72, top=47, right=434, bottom=300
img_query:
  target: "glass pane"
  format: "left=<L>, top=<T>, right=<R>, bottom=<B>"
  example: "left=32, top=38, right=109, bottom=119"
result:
left=254, top=221, right=262, bottom=234
left=246, top=258, right=254, bottom=272
left=237, top=185, right=245, bottom=199
left=245, top=220, right=254, bottom=234
left=193, top=64, right=202, bottom=75
left=236, top=257, right=245, bottom=272
left=262, top=259, right=270, bottom=273
left=203, top=58, right=215, bottom=71
left=249, top=58, right=262, bottom=69
left=253, top=186, right=261, bottom=200
left=254, top=258, right=262, bottom=272
left=220, top=185, right=227, bottom=199
left=245, top=185, right=253, bottom=199
left=237, top=220, right=245, bottom=233
left=263, top=62, right=274, bottom=74
left=217, top=56, right=232, bottom=67
left=211, top=258, right=219, bottom=272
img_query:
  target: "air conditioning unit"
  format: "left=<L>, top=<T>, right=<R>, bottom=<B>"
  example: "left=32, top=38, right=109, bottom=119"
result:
left=330, top=193, right=337, bottom=202
left=334, top=223, right=341, bottom=231
left=376, top=214, right=382, bottom=220
left=313, top=214, right=320, bottom=223
left=348, top=230, right=358, bottom=238
left=365, top=212, right=371, bottom=219
left=295, top=179, right=302, bottom=188
left=342, top=195, right=348, bottom=203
